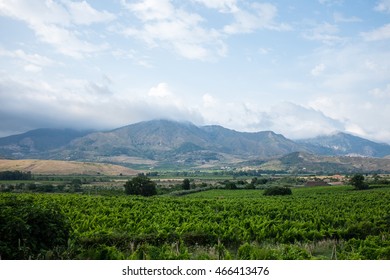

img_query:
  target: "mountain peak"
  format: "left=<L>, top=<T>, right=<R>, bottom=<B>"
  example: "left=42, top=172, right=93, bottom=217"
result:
left=0, top=121, right=389, bottom=170
left=298, top=132, right=390, bottom=158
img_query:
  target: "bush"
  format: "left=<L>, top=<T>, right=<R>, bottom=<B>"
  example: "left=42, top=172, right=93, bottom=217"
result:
left=237, top=242, right=278, bottom=260
left=0, top=196, right=70, bottom=259
left=225, top=181, right=237, bottom=190
left=245, top=183, right=255, bottom=189
left=76, top=245, right=125, bottom=260
left=263, top=186, right=292, bottom=196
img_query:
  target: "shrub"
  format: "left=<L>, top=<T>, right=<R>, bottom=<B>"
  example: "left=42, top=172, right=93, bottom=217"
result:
left=0, top=196, right=70, bottom=259
left=225, top=181, right=237, bottom=190
left=263, top=186, right=292, bottom=196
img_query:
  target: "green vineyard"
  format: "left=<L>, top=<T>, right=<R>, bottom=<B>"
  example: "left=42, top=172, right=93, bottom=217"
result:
left=1, top=185, right=390, bottom=259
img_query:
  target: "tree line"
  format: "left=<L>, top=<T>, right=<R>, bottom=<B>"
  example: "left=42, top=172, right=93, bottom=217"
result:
left=0, top=171, right=32, bottom=180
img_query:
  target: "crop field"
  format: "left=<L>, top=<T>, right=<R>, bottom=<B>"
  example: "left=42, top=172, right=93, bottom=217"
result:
left=1, top=184, right=390, bottom=260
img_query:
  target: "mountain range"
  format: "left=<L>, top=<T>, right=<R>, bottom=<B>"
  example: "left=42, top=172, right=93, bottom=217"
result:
left=1, top=119, right=390, bottom=173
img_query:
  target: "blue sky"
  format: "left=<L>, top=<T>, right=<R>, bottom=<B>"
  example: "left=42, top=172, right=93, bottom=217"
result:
left=1, top=0, right=390, bottom=143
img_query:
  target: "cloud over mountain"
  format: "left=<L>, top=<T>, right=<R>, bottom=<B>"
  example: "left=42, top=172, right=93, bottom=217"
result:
left=0, top=1, right=389, bottom=144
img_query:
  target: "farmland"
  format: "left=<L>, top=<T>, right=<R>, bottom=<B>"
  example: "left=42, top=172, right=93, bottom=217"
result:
left=1, top=176, right=390, bottom=260
left=0, top=159, right=138, bottom=176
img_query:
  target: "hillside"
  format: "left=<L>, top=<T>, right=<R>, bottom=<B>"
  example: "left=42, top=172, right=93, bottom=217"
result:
left=43, top=120, right=309, bottom=168
left=0, top=159, right=138, bottom=176
left=0, top=120, right=390, bottom=172
left=252, top=152, right=390, bottom=173
left=298, top=132, right=390, bottom=157
left=0, top=128, right=90, bottom=158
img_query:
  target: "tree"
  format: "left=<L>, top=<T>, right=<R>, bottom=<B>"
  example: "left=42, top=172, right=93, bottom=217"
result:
left=225, top=181, right=237, bottom=190
left=182, top=178, right=191, bottom=190
left=251, top=177, right=258, bottom=185
left=0, top=170, right=32, bottom=180
left=124, top=174, right=157, bottom=196
left=349, top=174, right=368, bottom=190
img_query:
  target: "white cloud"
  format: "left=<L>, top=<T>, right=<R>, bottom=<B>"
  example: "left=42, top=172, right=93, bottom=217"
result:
left=13, top=49, right=54, bottom=66
left=0, top=48, right=55, bottom=71
left=111, top=48, right=154, bottom=68
left=308, top=94, right=390, bottom=142
left=1, top=68, right=390, bottom=143
left=0, top=0, right=69, bottom=26
left=198, top=97, right=263, bottom=132
left=369, top=84, right=390, bottom=98
left=344, top=123, right=366, bottom=137
left=1, top=1, right=390, bottom=145
left=197, top=94, right=344, bottom=139
left=121, top=0, right=224, bottom=60
left=121, top=0, right=289, bottom=60
left=361, top=23, right=390, bottom=41
left=122, top=0, right=174, bottom=21
left=148, top=83, right=172, bottom=98
left=33, top=24, right=108, bottom=58
left=202, top=93, right=217, bottom=108
left=86, top=81, right=113, bottom=96
left=0, top=76, right=201, bottom=133
left=302, top=22, right=344, bottom=45
left=0, top=0, right=115, bottom=26
left=300, top=41, right=390, bottom=95
left=296, top=40, right=390, bottom=142
left=333, top=12, right=361, bottom=23
left=223, top=3, right=275, bottom=34
left=258, top=47, right=271, bottom=55
left=23, top=64, right=42, bottom=72
left=223, top=2, right=290, bottom=34
left=0, top=75, right=341, bottom=140
left=0, top=0, right=114, bottom=58
left=192, top=0, right=239, bottom=13
left=311, top=63, right=326, bottom=76
left=63, top=0, right=115, bottom=25
left=318, top=0, right=343, bottom=6
left=259, top=102, right=344, bottom=139
left=375, top=0, right=390, bottom=13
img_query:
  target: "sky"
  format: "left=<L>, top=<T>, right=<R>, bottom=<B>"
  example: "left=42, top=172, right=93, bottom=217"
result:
left=0, top=0, right=390, bottom=143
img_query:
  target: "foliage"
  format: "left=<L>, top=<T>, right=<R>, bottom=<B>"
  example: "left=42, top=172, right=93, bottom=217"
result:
left=263, top=186, right=292, bottom=196
left=350, top=174, right=368, bottom=190
left=0, top=170, right=32, bottom=180
left=225, top=181, right=237, bottom=190
left=182, top=178, right=191, bottom=190
left=124, top=174, right=157, bottom=196
left=170, top=186, right=212, bottom=196
left=0, top=195, right=70, bottom=259
left=245, top=183, right=256, bottom=189
left=2, top=184, right=390, bottom=259
left=237, top=243, right=309, bottom=260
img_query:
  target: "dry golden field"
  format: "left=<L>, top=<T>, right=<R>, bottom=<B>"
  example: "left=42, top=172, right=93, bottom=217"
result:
left=0, top=159, right=138, bottom=176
